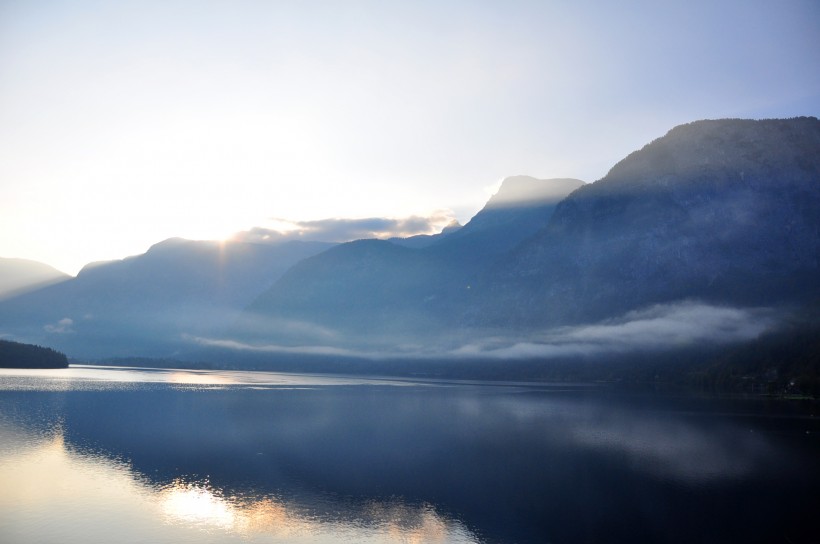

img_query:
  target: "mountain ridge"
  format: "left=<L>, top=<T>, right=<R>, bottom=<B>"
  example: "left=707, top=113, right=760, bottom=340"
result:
left=1, top=117, right=817, bottom=370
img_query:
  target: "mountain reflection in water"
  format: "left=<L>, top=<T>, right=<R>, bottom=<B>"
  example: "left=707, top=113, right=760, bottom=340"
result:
left=0, top=365, right=818, bottom=543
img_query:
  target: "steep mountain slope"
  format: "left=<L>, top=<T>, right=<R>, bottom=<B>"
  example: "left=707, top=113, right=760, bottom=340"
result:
left=0, top=239, right=333, bottom=358
left=473, top=117, right=820, bottom=328
left=0, top=257, right=69, bottom=300
left=238, top=177, right=584, bottom=347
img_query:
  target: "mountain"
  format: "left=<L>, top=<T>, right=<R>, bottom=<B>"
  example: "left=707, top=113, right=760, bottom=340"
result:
left=0, top=238, right=334, bottom=358
left=4, top=117, right=817, bottom=369
left=237, top=177, right=584, bottom=348
left=471, top=117, right=820, bottom=328
left=433, top=177, right=584, bottom=251
left=234, top=118, right=819, bottom=358
left=388, top=176, right=584, bottom=255
left=425, top=177, right=585, bottom=265
left=0, top=257, right=69, bottom=300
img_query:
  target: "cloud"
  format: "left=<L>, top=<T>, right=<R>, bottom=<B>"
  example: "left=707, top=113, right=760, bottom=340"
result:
left=44, top=317, right=74, bottom=334
left=195, top=302, right=779, bottom=362
left=554, top=302, right=775, bottom=349
left=185, top=335, right=377, bottom=359
left=448, top=341, right=598, bottom=360
left=231, top=212, right=457, bottom=244
left=450, top=302, right=777, bottom=359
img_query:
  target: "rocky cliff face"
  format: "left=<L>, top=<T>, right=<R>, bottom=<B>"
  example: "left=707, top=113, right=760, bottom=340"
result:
left=475, top=117, right=820, bottom=327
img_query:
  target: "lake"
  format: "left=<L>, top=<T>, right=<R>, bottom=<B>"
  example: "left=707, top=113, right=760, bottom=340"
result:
left=0, top=365, right=817, bottom=543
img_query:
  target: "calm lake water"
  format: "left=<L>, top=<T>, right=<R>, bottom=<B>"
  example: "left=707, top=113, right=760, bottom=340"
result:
left=0, top=365, right=817, bottom=544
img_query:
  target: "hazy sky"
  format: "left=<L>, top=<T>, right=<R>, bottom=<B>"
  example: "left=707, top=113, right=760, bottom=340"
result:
left=1, top=0, right=818, bottom=274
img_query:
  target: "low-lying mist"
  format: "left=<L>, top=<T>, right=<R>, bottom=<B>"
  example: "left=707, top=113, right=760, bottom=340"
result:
left=190, top=301, right=780, bottom=362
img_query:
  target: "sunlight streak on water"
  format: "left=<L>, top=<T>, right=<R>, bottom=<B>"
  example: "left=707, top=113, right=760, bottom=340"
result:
left=0, top=365, right=429, bottom=391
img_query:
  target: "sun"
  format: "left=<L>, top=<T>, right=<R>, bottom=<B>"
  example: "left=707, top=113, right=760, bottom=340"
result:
left=176, top=214, right=257, bottom=244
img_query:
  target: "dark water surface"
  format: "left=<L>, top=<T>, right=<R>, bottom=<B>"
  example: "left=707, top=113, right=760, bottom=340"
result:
left=0, top=365, right=818, bottom=543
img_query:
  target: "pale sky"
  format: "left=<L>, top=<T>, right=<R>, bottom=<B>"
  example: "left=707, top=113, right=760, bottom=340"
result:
left=1, top=0, right=818, bottom=275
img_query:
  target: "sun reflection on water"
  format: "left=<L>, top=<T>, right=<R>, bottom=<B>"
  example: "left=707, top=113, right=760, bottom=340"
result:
left=159, top=480, right=236, bottom=530
left=156, top=478, right=477, bottom=543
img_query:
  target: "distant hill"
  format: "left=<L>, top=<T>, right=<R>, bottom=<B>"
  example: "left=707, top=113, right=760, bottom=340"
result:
left=0, top=239, right=334, bottom=358
left=0, top=339, right=68, bottom=368
left=0, top=257, right=69, bottom=300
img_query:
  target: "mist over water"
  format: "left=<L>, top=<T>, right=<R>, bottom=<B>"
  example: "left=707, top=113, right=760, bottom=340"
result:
left=199, top=301, right=780, bottom=362
left=1, top=366, right=818, bottom=543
